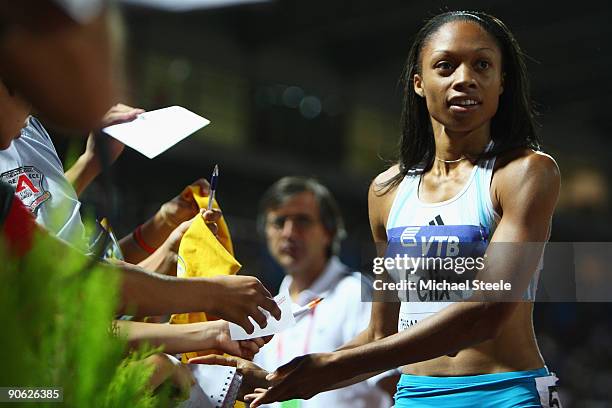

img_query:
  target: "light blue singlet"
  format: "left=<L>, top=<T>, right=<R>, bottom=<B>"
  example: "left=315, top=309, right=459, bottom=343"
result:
left=386, top=144, right=561, bottom=407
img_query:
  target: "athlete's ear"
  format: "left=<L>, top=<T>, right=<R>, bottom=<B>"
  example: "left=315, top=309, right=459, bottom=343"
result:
left=499, top=72, right=505, bottom=95
left=413, top=74, right=425, bottom=98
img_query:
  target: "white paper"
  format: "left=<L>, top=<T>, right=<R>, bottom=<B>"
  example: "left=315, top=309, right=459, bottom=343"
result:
left=229, top=288, right=296, bottom=340
left=102, top=105, right=210, bottom=159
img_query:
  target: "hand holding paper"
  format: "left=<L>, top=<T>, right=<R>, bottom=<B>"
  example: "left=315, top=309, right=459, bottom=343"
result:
left=102, top=105, right=210, bottom=159
left=229, top=288, right=296, bottom=340
left=228, top=290, right=324, bottom=340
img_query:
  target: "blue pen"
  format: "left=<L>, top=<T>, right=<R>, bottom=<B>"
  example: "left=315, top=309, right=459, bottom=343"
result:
left=207, top=164, right=219, bottom=212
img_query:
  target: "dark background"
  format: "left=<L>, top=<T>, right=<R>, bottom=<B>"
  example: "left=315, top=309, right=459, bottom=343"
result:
left=49, top=0, right=612, bottom=405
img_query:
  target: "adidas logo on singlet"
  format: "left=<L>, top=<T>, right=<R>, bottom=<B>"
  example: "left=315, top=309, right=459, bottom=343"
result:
left=428, top=215, right=444, bottom=225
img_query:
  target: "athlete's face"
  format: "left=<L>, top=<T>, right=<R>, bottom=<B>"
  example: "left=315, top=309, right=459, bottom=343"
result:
left=0, top=81, right=30, bottom=150
left=414, top=20, right=504, bottom=133
left=265, top=191, right=332, bottom=276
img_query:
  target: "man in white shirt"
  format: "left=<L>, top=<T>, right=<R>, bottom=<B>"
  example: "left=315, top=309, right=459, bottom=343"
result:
left=191, top=177, right=396, bottom=407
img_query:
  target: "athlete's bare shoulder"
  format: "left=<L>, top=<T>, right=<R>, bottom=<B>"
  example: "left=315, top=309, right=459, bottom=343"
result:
left=495, top=148, right=557, bottom=173
left=368, top=164, right=402, bottom=241
left=370, top=164, right=402, bottom=206
left=491, top=148, right=560, bottom=216
left=373, top=164, right=401, bottom=190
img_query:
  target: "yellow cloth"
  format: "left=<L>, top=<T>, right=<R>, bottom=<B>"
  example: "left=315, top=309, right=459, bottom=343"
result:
left=169, top=187, right=245, bottom=407
left=169, top=186, right=241, bottom=357
left=170, top=187, right=245, bottom=408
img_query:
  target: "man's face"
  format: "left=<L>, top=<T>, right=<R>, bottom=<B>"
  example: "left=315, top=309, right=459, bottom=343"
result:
left=0, top=81, right=30, bottom=149
left=265, top=191, right=332, bottom=276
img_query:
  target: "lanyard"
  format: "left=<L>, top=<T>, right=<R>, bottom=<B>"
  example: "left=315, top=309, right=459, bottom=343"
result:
left=275, top=262, right=350, bottom=360
left=276, top=306, right=317, bottom=361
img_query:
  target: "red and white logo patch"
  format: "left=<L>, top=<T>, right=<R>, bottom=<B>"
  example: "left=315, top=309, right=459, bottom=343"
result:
left=1, top=166, right=51, bottom=213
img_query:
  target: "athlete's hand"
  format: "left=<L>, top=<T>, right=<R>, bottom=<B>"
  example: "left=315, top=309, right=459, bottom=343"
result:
left=244, top=353, right=335, bottom=406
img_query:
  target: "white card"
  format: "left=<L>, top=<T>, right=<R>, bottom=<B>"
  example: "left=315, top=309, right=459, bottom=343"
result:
left=102, top=105, right=210, bottom=159
left=229, top=288, right=296, bottom=340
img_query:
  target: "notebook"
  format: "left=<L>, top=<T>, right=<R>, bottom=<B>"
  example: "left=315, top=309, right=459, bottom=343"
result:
left=178, top=363, right=242, bottom=408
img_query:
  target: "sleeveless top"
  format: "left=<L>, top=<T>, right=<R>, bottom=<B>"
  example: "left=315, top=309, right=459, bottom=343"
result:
left=385, top=143, right=539, bottom=333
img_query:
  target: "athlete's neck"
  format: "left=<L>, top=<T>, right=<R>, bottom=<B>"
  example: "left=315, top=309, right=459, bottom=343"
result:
left=431, top=121, right=491, bottom=176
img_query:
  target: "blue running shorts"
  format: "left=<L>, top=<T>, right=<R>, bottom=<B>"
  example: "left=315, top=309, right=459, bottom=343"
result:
left=395, top=367, right=562, bottom=407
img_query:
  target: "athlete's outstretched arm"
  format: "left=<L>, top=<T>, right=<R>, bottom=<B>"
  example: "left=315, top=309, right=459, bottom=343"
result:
left=245, top=153, right=560, bottom=406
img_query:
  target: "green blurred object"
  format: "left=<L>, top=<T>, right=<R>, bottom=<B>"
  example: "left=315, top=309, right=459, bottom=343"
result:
left=280, top=400, right=301, bottom=408
left=0, top=226, right=170, bottom=407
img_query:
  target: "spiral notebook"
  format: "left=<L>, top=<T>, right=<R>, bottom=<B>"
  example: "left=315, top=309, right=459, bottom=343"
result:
left=178, top=363, right=242, bottom=408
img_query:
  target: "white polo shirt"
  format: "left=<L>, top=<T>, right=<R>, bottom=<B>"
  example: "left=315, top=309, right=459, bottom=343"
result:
left=254, top=256, right=393, bottom=408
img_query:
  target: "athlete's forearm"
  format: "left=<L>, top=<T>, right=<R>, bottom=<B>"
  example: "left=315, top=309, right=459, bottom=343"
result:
left=329, top=301, right=516, bottom=386
left=321, top=368, right=387, bottom=393
left=331, top=326, right=394, bottom=390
